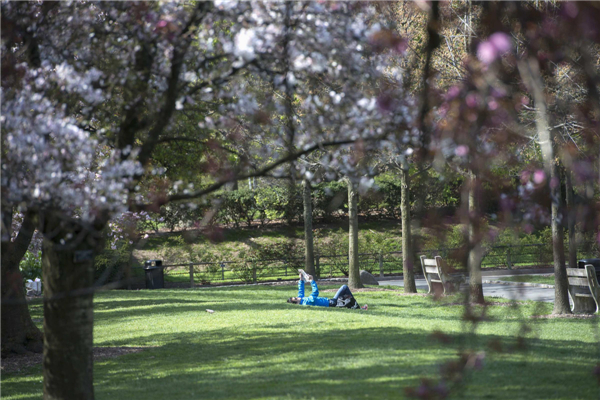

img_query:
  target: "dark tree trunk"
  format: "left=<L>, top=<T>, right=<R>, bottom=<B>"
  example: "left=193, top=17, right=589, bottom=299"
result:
left=467, top=172, right=485, bottom=304
left=42, top=212, right=101, bottom=400
left=347, top=179, right=363, bottom=289
left=564, top=168, right=577, bottom=269
left=302, top=179, right=315, bottom=276
left=401, top=159, right=417, bottom=293
left=549, top=161, right=571, bottom=314
left=1, top=209, right=44, bottom=357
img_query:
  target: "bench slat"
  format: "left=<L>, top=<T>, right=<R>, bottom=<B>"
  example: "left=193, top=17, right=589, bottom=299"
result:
left=575, top=293, right=593, bottom=298
left=566, top=268, right=587, bottom=277
left=422, top=259, right=437, bottom=266
left=430, top=279, right=442, bottom=283
left=568, top=277, right=590, bottom=287
left=424, top=266, right=438, bottom=274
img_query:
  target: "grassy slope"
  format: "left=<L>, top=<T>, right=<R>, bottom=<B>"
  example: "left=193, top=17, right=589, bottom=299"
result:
left=135, top=220, right=404, bottom=263
left=4, top=285, right=599, bottom=400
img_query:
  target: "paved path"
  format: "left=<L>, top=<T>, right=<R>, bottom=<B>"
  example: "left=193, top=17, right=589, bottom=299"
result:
left=381, top=271, right=556, bottom=303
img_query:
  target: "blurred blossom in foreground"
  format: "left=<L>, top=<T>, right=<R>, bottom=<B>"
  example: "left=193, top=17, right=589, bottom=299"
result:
left=477, top=32, right=512, bottom=64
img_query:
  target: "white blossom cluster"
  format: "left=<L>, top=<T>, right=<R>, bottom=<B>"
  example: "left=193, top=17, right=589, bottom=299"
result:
left=2, top=66, right=142, bottom=220
left=3, top=1, right=415, bottom=226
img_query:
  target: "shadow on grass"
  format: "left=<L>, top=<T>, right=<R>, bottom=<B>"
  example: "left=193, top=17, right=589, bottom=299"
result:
left=4, top=288, right=599, bottom=400
left=92, top=329, right=600, bottom=399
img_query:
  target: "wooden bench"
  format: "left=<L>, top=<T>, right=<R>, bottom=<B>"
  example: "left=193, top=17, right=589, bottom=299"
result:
left=566, top=265, right=600, bottom=313
left=420, top=255, right=465, bottom=296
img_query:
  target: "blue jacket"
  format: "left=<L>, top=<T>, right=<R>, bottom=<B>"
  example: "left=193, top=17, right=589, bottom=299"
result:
left=298, top=280, right=330, bottom=307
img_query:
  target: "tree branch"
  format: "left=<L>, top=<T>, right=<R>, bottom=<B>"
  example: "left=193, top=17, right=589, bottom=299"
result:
left=138, top=2, right=211, bottom=166
left=134, top=133, right=393, bottom=209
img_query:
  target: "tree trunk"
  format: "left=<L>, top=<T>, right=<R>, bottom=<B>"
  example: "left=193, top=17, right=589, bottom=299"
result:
left=467, top=172, right=485, bottom=304
left=42, top=213, right=100, bottom=400
left=564, top=168, right=577, bottom=269
left=1, top=209, right=44, bottom=357
left=302, top=179, right=315, bottom=276
left=519, top=57, right=571, bottom=314
left=549, top=161, right=570, bottom=314
left=400, top=159, right=417, bottom=293
left=347, top=179, right=363, bottom=289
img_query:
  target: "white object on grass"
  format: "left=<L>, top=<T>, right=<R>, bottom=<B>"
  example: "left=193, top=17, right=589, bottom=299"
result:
left=206, top=309, right=214, bottom=314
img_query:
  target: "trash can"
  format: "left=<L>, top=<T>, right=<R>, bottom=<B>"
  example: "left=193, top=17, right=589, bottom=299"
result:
left=144, top=260, right=164, bottom=289
left=577, top=258, right=600, bottom=282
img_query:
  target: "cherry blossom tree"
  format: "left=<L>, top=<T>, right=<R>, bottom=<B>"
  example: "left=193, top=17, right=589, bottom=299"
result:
left=2, top=2, right=412, bottom=398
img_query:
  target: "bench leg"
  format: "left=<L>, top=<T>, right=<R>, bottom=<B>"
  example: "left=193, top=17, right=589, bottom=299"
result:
left=568, top=290, right=596, bottom=314
left=585, top=265, right=600, bottom=313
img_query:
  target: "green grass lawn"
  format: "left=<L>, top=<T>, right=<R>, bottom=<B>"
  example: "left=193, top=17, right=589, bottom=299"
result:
left=499, top=275, right=556, bottom=285
left=3, top=285, right=599, bottom=400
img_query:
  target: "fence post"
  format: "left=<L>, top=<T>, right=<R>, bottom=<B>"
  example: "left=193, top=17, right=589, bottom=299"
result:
left=221, top=262, right=225, bottom=280
left=379, top=251, right=384, bottom=278
left=284, top=260, right=287, bottom=276
left=506, top=247, right=512, bottom=270
left=189, top=263, right=194, bottom=288
left=315, top=256, right=320, bottom=279
left=252, top=261, right=257, bottom=284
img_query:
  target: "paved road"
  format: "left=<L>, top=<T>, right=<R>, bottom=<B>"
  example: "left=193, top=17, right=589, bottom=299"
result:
left=382, top=275, right=556, bottom=303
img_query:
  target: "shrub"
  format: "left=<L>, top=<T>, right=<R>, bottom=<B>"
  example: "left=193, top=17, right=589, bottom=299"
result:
left=255, top=185, right=303, bottom=224
left=358, top=188, right=384, bottom=218
left=134, top=211, right=162, bottom=233
left=160, top=199, right=212, bottom=231
left=219, top=189, right=257, bottom=228
left=19, top=251, right=42, bottom=284
left=373, top=174, right=402, bottom=219
left=312, top=181, right=347, bottom=221
left=315, top=228, right=349, bottom=276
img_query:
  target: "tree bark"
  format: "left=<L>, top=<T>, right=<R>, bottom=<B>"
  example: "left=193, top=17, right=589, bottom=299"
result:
left=549, top=161, right=570, bottom=314
left=564, top=168, right=577, bottom=269
left=42, top=212, right=101, bottom=400
left=519, top=57, right=571, bottom=314
left=347, top=179, right=363, bottom=289
left=467, top=172, right=485, bottom=304
left=400, top=158, right=417, bottom=293
left=1, top=209, right=44, bottom=357
left=302, top=179, right=315, bottom=276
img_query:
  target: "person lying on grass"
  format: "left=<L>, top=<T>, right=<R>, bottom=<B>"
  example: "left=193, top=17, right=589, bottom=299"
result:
left=287, top=273, right=367, bottom=310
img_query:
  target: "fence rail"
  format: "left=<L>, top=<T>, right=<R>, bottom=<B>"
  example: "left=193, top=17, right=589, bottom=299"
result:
left=152, top=242, right=597, bottom=287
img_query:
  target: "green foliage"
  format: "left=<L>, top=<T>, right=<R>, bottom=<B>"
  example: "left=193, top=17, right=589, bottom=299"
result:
left=372, top=174, right=403, bottom=218
left=255, top=185, right=303, bottom=224
left=160, top=200, right=209, bottom=232
left=315, top=228, right=350, bottom=276
left=229, top=260, right=257, bottom=284
left=19, top=251, right=42, bottom=283
left=312, top=180, right=347, bottom=221
left=95, top=239, right=133, bottom=285
left=145, top=169, right=470, bottom=232
left=136, top=213, right=162, bottom=233
left=219, top=189, right=258, bottom=228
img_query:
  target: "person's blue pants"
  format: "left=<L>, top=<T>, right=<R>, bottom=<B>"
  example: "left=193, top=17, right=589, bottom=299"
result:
left=332, top=285, right=353, bottom=302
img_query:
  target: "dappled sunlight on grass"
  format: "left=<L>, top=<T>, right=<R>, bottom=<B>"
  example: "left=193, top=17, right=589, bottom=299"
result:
left=3, top=285, right=599, bottom=400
